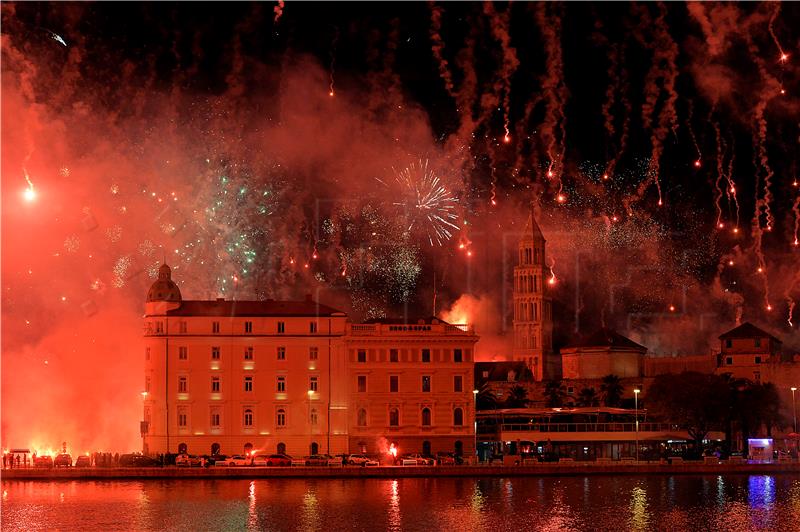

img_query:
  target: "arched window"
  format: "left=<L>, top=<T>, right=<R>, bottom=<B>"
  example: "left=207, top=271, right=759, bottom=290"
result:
left=310, top=408, right=318, bottom=426
left=211, top=443, right=221, bottom=456
left=310, top=442, right=319, bottom=455
left=277, top=409, right=286, bottom=427
left=277, top=442, right=286, bottom=454
left=178, top=442, right=188, bottom=454
left=421, top=407, right=431, bottom=427
left=243, top=409, right=253, bottom=427
left=453, top=408, right=463, bottom=427
left=357, top=408, right=367, bottom=427
left=389, top=408, right=399, bottom=427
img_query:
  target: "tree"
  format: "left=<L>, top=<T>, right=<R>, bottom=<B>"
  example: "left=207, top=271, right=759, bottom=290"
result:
left=577, top=387, right=599, bottom=407
left=506, top=385, right=529, bottom=408
left=646, top=372, right=730, bottom=447
left=476, top=382, right=498, bottom=411
left=600, top=374, right=624, bottom=407
left=544, top=380, right=567, bottom=407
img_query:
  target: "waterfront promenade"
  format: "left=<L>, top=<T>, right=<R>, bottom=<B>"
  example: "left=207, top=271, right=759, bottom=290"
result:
left=4, top=461, right=799, bottom=480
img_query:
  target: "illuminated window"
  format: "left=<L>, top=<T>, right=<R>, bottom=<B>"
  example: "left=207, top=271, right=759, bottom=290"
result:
left=453, top=408, right=464, bottom=426
left=390, top=375, right=399, bottom=393
left=309, top=376, right=318, bottom=392
left=358, top=350, right=366, bottom=363
left=212, top=321, right=220, bottom=334
left=179, top=321, right=187, bottom=334
left=454, top=375, right=463, bottom=393
left=178, top=376, right=187, bottom=393
left=357, top=408, right=367, bottom=427
left=277, top=321, right=285, bottom=334
left=277, top=376, right=286, bottom=392
left=310, top=409, right=318, bottom=425
left=389, top=408, right=399, bottom=427
left=178, top=346, right=187, bottom=360
left=357, top=375, right=367, bottom=393
left=454, top=349, right=462, bottom=363
left=422, top=375, right=431, bottom=393
left=422, top=349, right=431, bottom=363
left=244, top=376, right=253, bottom=392
left=390, top=349, right=399, bottom=362
left=277, top=409, right=286, bottom=427
left=310, top=322, right=318, bottom=333
left=145, top=347, right=150, bottom=361
left=211, top=377, right=220, bottom=393
left=244, top=346, right=254, bottom=360
left=245, top=321, right=253, bottom=333
left=421, top=407, right=431, bottom=427
left=310, top=347, right=318, bottom=360
left=277, top=346, right=286, bottom=360
left=243, top=409, right=253, bottom=427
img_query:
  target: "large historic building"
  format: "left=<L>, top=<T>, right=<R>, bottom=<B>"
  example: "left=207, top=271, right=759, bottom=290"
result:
left=142, top=264, right=478, bottom=459
left=512, top=206, right=555, bottom=381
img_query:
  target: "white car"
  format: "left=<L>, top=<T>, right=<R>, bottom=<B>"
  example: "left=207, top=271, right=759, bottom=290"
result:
left=251, top=455, right=270, bottom=467
left=221, top=455, right=251, bottom=466
left=401, top=454, right=434, bottom=466
left=347, top=454, right=379, bottom=467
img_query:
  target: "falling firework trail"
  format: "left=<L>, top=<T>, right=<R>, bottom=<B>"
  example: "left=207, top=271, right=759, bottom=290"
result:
left=768, top=3, right=786, bottom=60
left=793, top=193, right=800, bottom=247
left=328, top=27, right=339, bottom=96
left=490, top=167, right=497, bottom=206
left=713, top=120, right=725, bottom=229
left=725, top=133, right=740, bottom=230
left=483, top=2, right=519, bottom=143
left=604, top=42, right=632, bottom=180
left=429, top=2, right=456, bottom=99
left=687, top=99, right=702, bottom=165
left=273, top=0, right=284, bottom=25
left=534, top=2, right=568, bottom=195
left=601, top=41, right=618, bottom=166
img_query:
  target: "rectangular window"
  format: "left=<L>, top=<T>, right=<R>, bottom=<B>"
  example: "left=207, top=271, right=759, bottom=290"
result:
left=454, top=375, right=463, bottom=392
left=244, top=376, right=253, bottom=392
left=277, top=346, right=286, bottom=360
left=145, top=376, right=151, bottom=393
left=210, top=412, right=220, bottom=427
left=357, top=350, right=366, bottom=363
left=726, top=357, right=733, bottom=365
left=755, top=356, right=762, bottom=364
left=178, top=376, right=187, bottom=393
left=390, top=375, right=399, bottom=393
left=155, top=321, right=164, bottom=334
left=211, top=377, right=220, bottom=393
left=178, top=412, right=187, bottom=427
left=390, top=349, right=399, bottom=363
left=145, top=347, right=150, bottom=361
left=422, top=375, right=431, bottom=393
left=309, top=376, right=318, bottom=392
left=454, top=349, right=463, bottom=363
left=212, top=321, right=220, bottom=334
left=754, top=371, right=761, bottom=383
left=244, top=346, right=254, bottom=360
left=725, top=339, right=732, bottom=348
left=309, top=347, right=318, bottom=360
left=310, top=321, right=318, bottom=333
left=422, top=349, right=431, bottom=363
left=178, top=346, right=188, bottom=360
left=243, top=409, right=253, bottom=427
left=277, top=409, right=286, bottom=427
left=357, top=375, right=367, bottom=393
left=212, top=346, right=220, bottom=360
left=755, top=338, right=761, bottom=347
left=179, top=321, right=187, bottom=334
left=277, top=321, right=285, bottom=334
left=244, top=321, right=253, bottom=333
left=277, top=376, right=286, bottom=392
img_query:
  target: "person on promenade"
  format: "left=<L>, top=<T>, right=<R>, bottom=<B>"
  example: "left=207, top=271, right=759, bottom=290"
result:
left=16, top=455, right=21, bottom=467
left=2, top=454, right=6, bottom=468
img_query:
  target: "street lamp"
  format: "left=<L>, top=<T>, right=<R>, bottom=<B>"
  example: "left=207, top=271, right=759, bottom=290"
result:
left=791, top=387, right=797, bottom=434
left=473, top=389, right=479, bottom=464
left=634, top=388, right=641, bottom=462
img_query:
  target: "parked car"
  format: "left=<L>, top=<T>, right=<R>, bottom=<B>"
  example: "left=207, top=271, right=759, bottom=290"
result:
left=34, top=455, right=54, bottom=468
left=436, top=452, right=464, bottom=465
left=119, top=454, right=160, bottom=467
left=53, top=453, right=72, bottom=467
left=221, top=455, right=251, bottom=467
left=328, top=454, right=348, bottom=466
left=265, top=454, right=292, bottom=467
left=347, top=454, right=379, bottom=467
left=291, top=456, right=306, bottom=467
left=75, top=455, right=92, bottom=468
left=175, top=454, right=203, bottom=467
left=401, top=454, right=434, bottom=466
left=251, top=455, right=270, bottom=467
left=305, top=454, right=332, bottom=466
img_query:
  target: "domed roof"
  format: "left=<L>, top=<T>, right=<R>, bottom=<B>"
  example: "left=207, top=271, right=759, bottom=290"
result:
left=147, top=263, right=182, bottom=302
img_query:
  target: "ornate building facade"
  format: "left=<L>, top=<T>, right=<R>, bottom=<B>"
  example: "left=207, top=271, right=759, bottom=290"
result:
left=512, top=207, right=555, bottom=381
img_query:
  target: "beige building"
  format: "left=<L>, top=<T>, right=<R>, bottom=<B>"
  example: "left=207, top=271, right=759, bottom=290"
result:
left=142, top=264, right=349, bottom=457
left=512, top=207, right=555, bottom=380
left=344, top=318, right=478, bottom=457
left=561, top=328, right=647, bottom=380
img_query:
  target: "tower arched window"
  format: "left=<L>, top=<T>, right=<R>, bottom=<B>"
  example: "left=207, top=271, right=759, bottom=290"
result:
left=421, top=407, right=432, bottom=427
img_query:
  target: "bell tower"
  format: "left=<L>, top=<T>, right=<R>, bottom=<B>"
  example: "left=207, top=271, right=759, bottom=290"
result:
left=512, top=205, right=554, bottom=381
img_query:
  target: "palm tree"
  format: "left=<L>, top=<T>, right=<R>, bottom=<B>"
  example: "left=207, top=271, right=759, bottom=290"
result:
left=476, top=382, right=498, bottom=411
left=506, top=385, right=529, bottom=408
left=544, top=380, right=566, bottom=408
left=600, top=374, right=624, bottom=407
left=577, top=387, right=599, bottom=407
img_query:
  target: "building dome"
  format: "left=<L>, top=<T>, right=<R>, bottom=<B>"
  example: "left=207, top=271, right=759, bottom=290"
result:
left=146, top=263, right=182, bottom=302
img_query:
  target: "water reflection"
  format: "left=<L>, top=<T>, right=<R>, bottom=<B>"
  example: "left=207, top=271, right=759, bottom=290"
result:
left=1, top=475, right=798, bottom=531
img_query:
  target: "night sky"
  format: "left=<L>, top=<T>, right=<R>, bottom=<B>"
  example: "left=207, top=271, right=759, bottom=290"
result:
left=1, top=2, right=799, bottom=449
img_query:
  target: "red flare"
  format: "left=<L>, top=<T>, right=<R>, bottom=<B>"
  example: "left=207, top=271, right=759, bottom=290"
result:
left=694, top=159, right=701, bottom=168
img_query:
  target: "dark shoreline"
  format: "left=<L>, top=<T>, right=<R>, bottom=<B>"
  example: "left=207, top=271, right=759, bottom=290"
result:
left=3, top=462, right=799, bottom=480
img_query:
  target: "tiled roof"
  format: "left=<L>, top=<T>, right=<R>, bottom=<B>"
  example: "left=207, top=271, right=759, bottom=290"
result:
left=166, top=299, right=345, bottom=317
left=718, top=322, right=781, bottom=343
left=564, top=328, right=647, bottom=351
